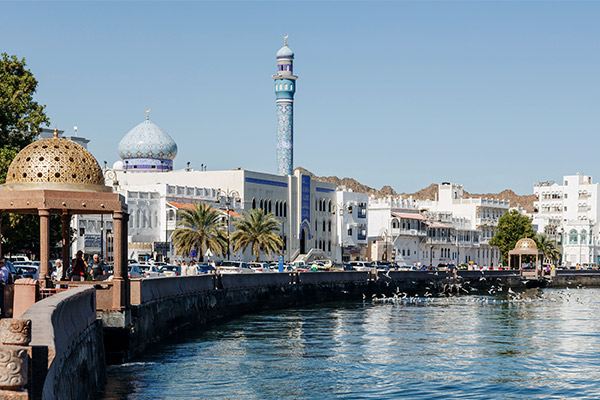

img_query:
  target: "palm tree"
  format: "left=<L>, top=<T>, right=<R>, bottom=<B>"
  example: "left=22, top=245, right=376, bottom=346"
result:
left=172, top=203, right=227, bottom=262
left=536, top=233, right=561, bottom=264
left=231, top=208, right=283, bottom=261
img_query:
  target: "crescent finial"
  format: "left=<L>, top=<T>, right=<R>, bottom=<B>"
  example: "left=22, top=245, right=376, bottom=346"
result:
left=283, top=35, right=289, bottom=46
left=146, top=108, right=151, bottom=120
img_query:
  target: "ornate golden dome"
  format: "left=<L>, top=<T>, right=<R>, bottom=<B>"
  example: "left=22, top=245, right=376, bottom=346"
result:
left=514, top=238, right=537, bottom=250
left=3, top=133, right=109, bottom=192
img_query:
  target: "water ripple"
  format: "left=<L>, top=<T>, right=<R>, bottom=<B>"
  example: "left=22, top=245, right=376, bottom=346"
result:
left=101, top=288, right=600, bottom=399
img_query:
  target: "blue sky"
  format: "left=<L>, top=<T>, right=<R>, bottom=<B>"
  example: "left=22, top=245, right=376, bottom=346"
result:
left=2, top=1, right=599, bottom=195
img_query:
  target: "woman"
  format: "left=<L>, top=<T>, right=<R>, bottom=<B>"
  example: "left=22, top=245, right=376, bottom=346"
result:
left=71, top=251, right=87, bottom=281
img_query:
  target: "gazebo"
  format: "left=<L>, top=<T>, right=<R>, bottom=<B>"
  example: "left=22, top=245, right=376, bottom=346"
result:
left=0, top=130, right=129, bottom=310
left=508, top=238, right=542, bottom=276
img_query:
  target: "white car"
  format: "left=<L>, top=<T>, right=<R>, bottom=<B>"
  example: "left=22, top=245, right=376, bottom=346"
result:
left=349, top=261, right=376, bottom=272
left=139, top=265, right=162, bottom=278
left=247, top=262, right=275, bottom=273
left=217, top=261, right=255, bottom=274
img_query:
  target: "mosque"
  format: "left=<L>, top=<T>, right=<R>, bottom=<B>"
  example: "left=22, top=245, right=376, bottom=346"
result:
left=71, top=38, right=349, bottom=263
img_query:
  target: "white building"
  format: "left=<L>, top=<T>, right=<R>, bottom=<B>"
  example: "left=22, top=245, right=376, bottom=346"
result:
left=532, top=173, right=600, bottom=266
left=368, top=183, right=507, bottom=267
left=333, top=189, right=368, bottom=262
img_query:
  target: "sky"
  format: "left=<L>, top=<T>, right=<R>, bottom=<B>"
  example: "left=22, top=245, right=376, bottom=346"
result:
left=2, top=1, right=599, bottom=195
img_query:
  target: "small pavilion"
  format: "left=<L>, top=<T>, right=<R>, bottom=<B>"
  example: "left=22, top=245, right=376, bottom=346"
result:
left=0, top=129, right=129, bottom=310
left=508, top=238, right=542, bottom=276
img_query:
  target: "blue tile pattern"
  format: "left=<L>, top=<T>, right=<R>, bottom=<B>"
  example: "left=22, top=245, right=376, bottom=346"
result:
left=118, top=120, right=177, bottom=162
left=276, top=103, right=293, bottom=175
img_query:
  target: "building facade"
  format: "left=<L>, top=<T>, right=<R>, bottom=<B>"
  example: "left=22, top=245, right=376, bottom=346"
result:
left=368, top=183, right=507, bottom=267
left=532, top=173, right=600, bottom=266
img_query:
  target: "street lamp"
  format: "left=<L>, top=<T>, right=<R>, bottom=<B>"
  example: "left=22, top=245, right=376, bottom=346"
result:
left=216, top=189, right=241, bottom=261
left=331, top=203, right=352, bottom=263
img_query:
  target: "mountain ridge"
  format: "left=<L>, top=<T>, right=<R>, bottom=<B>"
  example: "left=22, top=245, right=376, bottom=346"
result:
left=295, top=167, right=536, bottom=213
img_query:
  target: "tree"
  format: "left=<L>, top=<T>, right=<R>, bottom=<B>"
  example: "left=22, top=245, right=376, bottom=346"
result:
left=535, top=233, right=561, bottom=264
left=0, top=53, right=49, bottom=152
left=231, top=209, right=283, bottom=262
left=172, top=203, right=227, bottom=262
left=0, top=53, right=51, bottom=255
left=489, top=209, right=536, bottom=264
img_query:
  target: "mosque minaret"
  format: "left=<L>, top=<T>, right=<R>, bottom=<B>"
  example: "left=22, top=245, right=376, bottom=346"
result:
left=273, top=35, right=298, bottom=176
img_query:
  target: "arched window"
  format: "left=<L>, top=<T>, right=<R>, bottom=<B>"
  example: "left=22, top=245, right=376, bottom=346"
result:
left=252, top=198, right=256, bottom=209
left=328, top=241, right=331, bottom=252
left=142, top=210, right=147, bottom=228
left=322, top=220, right=326, bottom=231
left=274, top=201, right=279, bottom=216
left=581, top=230, right=587, bottom=244
left=260, top=199, right=264, bottom=210
left=283, top=202, right=287, bottom=218
left=268, top=200, right=272, bottom=213
left=136, top=210, right=140, bottom=229
left=328, top=220, right=331, bottom=232
left=315, top=220, right=318, bottom=231
left=328, top=200, right=332, bottom=213
left=569, top=229, right=578, bottom=244
left=315, top=199, right=318, bottom=211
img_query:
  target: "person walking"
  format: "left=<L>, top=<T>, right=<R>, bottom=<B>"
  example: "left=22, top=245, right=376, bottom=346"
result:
left=188, top=260, right=198, bottom=276
left=89, top=254, right=105, bottom=281
left=53, top=259, right=64, bottom=281
left=71, top=250, right=87, bottom=281
left=181, top=260, right=188, bottom=276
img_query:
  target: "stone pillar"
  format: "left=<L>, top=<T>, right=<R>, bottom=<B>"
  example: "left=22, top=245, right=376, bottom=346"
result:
left=0, top=318, right=31, bottom=396
left=112, top=211, right=129, bottom=309
left=39, top=209, right=51, bottom=288
left=61, top=213, right=70, bottom=281
left=12, top=279, right=38, bottom=318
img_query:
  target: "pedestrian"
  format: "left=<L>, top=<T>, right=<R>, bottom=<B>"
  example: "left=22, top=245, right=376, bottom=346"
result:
left=71, top=250, right=87, bottom=281
left=89, top=254, right=105, bottom=281
left=181, top=260, right=188, bottom=276
left=53, top=259, right=63, bottom=281
left=0, top=258, right=12, bottom=317
left=188, top=260, right=198, bottom=276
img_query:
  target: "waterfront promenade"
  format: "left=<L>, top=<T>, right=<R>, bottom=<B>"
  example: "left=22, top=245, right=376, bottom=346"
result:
left=2, top=268, right=600, bottom=399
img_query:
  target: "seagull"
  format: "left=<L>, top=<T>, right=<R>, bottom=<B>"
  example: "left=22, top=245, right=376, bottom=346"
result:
left=508, top=288, right=516, bottom=295
left=362, top=294, right=366, bottom=300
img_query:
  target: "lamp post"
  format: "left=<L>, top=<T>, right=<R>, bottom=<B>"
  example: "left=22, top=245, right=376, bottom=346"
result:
left=216, top=189, right=241, bottom=261
left=331, top=203, right=352, bottom=263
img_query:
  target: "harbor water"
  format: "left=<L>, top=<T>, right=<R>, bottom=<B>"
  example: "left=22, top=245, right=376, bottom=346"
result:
left=101, top=288, right=600, bottom=399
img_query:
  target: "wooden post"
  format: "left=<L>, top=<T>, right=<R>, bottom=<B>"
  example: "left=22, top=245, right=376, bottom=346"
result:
left=112, top=211, right=129, bottom=309
left=39, top=209, right=51, bottom=288
left=61, top=213, right=70, bottom=281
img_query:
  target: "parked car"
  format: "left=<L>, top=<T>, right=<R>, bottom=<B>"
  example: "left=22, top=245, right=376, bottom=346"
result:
left=248, top=262, right=275, bottom=273
left=160, top=265, right=182, bottom=277
left=217, top=261, right=254, bottom=274
left=197, top=264, right=216, bottom=274
left=128, top=265, right=144, bottom=278
left=12, top=261, right=40, bottom=280
left=349, top=261, right=375, bottom=272
left=138, top=265, right=162, bottom=278
left=330, top=262, right=354, bottom=271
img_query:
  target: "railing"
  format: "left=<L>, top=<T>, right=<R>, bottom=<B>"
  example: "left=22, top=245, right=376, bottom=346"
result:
left=391, top=228, right=426, bottom=236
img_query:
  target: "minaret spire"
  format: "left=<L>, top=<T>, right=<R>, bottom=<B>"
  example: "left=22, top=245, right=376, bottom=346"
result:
left=273, top=36, right=298, bottom=176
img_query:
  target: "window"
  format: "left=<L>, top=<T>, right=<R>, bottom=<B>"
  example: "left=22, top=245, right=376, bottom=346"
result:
left=322, top=220, right=326, bottom=231
left=315, top=220, right=318, bottom=231
left=569, top=229, right=578, bottom=244
left=564, top=206, right=567, bottom=211
left=564, top=193, right=568, bottom=199
left=347, top=227, right=352, bottom=236
left=581, top=230, right=587, bottom=244
left=328, top=220, right=331, bottom=232
left=252, top=198, right=256, bottom=209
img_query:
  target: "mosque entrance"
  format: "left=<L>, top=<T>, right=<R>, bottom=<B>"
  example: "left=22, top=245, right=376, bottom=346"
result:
left=300, top=228, right=307, bottom=254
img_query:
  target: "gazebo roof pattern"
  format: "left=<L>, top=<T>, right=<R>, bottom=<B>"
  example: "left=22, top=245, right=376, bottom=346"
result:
left=118, top=120, right=178, bottom=161
left=3, top=134, right=108, bottom=192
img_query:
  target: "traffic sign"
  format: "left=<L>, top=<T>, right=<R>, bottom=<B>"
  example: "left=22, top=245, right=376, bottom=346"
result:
left=190, top=250, right=197, bottom=258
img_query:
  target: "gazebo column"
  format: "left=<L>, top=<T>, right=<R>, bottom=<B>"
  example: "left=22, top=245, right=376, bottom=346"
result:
left=61, top=212, right=70, bottom=281
left=112, top=211, right=129, bottom=309
left=39, top=209, right=51, bottom=288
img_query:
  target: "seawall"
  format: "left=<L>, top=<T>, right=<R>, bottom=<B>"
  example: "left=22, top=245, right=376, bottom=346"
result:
left=101, top=269, right=600, bottom=364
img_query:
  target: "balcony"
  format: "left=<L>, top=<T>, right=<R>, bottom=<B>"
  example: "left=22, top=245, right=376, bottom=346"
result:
left=476, top=217, right=499, bottom=226
left=392, top=228, right=427, bottom=237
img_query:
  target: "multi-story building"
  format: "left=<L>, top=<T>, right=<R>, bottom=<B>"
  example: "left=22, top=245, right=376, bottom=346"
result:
left=333, top=189, right=368, bottom=262
left=532, top=173, right=600, bottom=266
left=368, top=183, right=507, bottom=267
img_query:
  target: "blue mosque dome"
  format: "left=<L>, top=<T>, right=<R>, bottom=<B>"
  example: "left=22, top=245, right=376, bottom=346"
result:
left=276, top=45, right=294, bottom=58
left=118, top=112, right=177, bottom=172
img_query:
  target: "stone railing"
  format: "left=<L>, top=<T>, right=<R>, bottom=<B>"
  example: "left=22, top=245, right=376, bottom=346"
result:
left=298, top=271, right=371, bottom=283
left=20, top=286, right=105, bottom=400
left=130, top=275, right=215, bottom=305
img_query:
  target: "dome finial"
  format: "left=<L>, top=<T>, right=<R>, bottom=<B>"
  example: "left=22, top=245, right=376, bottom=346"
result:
left=283, top=34, right=289, bottom=46
left=53, top=125, right=58, bottom=138
left=145, top=108, right=151, bottom=120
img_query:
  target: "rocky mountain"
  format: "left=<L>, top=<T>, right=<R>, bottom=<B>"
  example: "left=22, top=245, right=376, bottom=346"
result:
left=295, top=167, right=536, bottom=213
